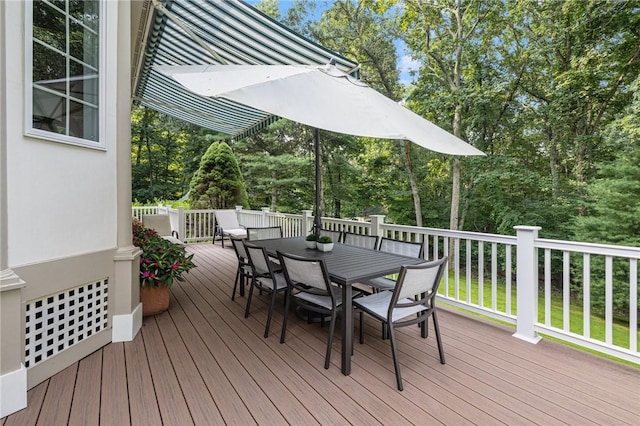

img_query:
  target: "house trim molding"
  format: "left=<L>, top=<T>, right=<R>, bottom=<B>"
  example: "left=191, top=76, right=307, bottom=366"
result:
left=112, top=302, right=142, bottom=342
left=0, top=364, right=27, bottom=418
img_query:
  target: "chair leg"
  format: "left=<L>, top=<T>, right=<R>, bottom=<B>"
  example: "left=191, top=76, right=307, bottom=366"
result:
left=324, top=311, right=337, bottom=369
left=244, top=278, right=256, bottom=318
left=388, top=325, right=404, bottom=391
left=231, top=268, right=240, bottom=301
left=280, top=291, right=291, bottom=344
left=432, top=310, right=446, bottom=364
left=240, top=273, right=247, bottom=297
left=264, top=288, right=278, bottom=338
left=359, top=311, right=364, bottom=344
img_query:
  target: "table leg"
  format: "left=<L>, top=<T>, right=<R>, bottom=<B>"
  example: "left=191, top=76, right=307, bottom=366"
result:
left=341, top=283, right=352, bottom=375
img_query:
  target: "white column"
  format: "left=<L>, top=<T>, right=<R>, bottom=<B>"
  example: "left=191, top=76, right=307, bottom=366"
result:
left=112, top=0, right=142, bottom=342
left=370, top=215, right=385, bottom=237
left=178, top=207, right=185, bottom=242
left=0, top=1, right=27, bottom=416
left=513, top=226, right=542, bottom=343
left=261, top=207, right=269, bottom=226
left=302, top=210, right=313, bottom=235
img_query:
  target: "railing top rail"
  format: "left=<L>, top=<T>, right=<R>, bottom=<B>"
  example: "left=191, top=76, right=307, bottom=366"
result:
left=537, top=238, right=640, bottom=259
left=381, top=223, right=517, bottom=244
left=321, top=216, right=371, bottom=226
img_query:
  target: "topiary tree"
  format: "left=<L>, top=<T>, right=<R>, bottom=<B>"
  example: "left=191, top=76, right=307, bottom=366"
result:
left=188, top=142, right=249, bottom=209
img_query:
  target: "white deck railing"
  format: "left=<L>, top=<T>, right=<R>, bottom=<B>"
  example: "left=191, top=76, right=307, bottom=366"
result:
left=132, top=205, right=639, bottom=364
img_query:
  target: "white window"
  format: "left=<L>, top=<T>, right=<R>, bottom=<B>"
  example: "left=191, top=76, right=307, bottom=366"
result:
left=26, top=0, right=104, bottom=149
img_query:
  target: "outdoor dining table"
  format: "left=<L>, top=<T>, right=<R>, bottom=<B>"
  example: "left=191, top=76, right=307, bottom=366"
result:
left=250, top=236, right=424, bottom=375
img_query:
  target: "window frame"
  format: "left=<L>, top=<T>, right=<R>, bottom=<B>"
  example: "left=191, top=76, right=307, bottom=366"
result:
left=24, top=0, right=107, bottom=150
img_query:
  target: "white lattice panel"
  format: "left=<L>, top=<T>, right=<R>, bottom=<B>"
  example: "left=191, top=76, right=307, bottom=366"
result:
left=25, top=279, right=109, bottom=368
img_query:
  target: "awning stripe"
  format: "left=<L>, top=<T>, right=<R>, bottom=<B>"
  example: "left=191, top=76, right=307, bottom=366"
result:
left=134, top=0, right=358, bottom=138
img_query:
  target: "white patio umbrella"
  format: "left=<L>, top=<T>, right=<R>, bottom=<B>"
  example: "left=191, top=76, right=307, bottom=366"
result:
left=158, top=63, right=484, bottom=231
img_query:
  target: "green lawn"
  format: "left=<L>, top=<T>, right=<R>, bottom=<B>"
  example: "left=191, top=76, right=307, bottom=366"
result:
left=437, top=272, right=639, bottom=366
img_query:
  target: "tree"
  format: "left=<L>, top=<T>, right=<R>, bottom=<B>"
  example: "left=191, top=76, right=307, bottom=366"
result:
left=313, top=0, right=430, bottom=224
left=400, top=0, right=499, bottom=233
left=188, top=142, right=249, bottom=209
left=131, top=106, right=192, bottom=203
left=568, top=76, right=640, bottom=318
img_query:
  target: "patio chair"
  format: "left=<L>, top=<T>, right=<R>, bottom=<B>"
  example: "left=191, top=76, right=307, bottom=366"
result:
left=343, top=231, right=379, bottom=250
left=247, top=226, right=283, bottom=241
left=363, top=237, right=424, bottom=292
left=354, top=256, right=448, bottom=391
left=142, top=214, right=183, bottom=245
left=244, top=242, right=288, bottom=338
left=214, top=209, right=247, bottom=248
left=319, top=228, right=342, bottom=243
left=277, top=251, right=361, bottom=369
left=230, top=237, right=253, bottom=301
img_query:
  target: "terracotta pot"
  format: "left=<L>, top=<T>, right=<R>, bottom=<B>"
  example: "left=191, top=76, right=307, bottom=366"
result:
left=140, top=282, right=170, bottom=316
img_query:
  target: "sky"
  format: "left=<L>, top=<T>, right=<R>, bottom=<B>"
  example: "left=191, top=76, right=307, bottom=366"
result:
left=248, top=0, right=419, bottom=86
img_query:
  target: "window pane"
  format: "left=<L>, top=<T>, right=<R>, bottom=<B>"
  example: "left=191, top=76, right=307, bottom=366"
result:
left=69, top=0, right=99, bottom=32
left=31, top=0, right=100, bottom=145
left=33, top=42, right=67, bottom=93
left=33, top=88, right=66, bottom=134
left=68, top=59, right=98, bottom=104
left=33, top=1, right=66, bottom=52
left=69, top=20, right=98, bottom=67
left=69, top=101, right=98, bottom=141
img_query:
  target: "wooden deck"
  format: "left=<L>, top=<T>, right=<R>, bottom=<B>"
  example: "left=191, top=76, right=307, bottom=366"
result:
left=3, top=242, right=639, bottom=425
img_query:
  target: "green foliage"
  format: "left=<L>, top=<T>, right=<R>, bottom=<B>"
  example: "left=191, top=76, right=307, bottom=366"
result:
left=189, top=142, right=249, bottom=209
left=318, top=235, right=333, bottom=244
left=130, top=1, right=640, bottom=258
left=132, top=219, right=196, bottom=287
left=305, top=234, right=318, bottom=241
left=570, top=78, right=640, bottom=316
left=131, top=106, right=214, bottom=203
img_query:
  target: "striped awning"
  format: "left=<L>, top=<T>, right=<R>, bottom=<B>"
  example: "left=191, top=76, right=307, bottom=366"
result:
left=133, top=0, right=359, bottom=139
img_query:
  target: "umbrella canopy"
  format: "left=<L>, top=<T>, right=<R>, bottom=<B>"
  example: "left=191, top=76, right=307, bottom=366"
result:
left=159, top=63, right=484, bottom=234
left=158, top=64, right=485, bottom=156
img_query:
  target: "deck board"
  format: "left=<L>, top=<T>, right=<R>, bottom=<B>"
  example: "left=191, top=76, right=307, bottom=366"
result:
left=123, top=328, right=162, bottom=425
left=68, top=348, right=102, bottom=425
left=141, top=317, right=194, bottom=425
left=3, top=242, right=639, bottom=426
left=100, top=343, right=130, bottom=425
left=36, top=362, right=76, bottom=425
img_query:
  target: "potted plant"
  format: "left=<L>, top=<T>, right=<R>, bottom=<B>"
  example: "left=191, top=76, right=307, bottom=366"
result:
left=132, top=218, right=196, bottom=316
left=316, top=235, right=334, bottom=252
left=305, top=233, right=318, bottom=249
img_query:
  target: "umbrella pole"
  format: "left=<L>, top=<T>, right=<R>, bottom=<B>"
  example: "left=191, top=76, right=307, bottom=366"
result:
left=314, top=127, right=321, bottom=236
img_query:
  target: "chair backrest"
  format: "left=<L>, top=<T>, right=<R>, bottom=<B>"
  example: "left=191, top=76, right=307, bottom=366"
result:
left=142, top=214, right=173, bottom=237
left=244, top=242, right=276, bottom=277
left=277, top=251, right=333, bottom=297
left=214, top=209, right=241, bottom=229
left=343, top=232, right=379, bottom=250
left=247, top=226, right=283, bottom=241
left=230, top=237, right=248, bottom=262
left=393, top=257, right=448, bottom=306
left=319, top=228, right=342, bottom=243
left=379, top=237, right=424, bottom=258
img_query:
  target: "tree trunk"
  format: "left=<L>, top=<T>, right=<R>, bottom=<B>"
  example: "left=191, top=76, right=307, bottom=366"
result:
left=400, top=142, right=422, bottom=227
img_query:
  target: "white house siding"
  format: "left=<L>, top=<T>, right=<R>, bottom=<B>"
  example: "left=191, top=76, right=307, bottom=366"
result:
left=1, top=1, right=138, bottom=416
left=6, top=7, right=117, bottom=268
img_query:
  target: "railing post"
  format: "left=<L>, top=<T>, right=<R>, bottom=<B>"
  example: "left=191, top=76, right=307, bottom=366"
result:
left=513, top=225, right=542, bottom=344
left=302, top=210, right=313, bottom=235
left=261, top=207, right=269, bottom=227
left=178, top=207, right=185, bottom=242
left=370, top=215, right=385, bottom=237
